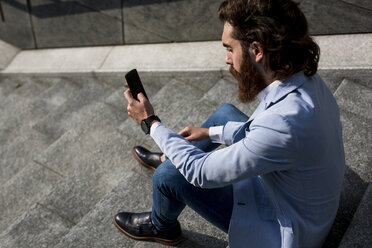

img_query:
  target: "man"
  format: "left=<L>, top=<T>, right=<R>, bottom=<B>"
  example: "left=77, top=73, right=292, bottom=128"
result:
left=114, top=0, right=345, bottom=247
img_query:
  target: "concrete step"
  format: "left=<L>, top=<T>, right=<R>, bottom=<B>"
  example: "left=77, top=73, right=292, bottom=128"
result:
left=200, top=77, right=259, bottom=117
left=0, top=203, right=74, bottom=248
left=54, top=170, right=228, bottom=248
left=0, top=78, right=56, bottom=185
left=0, top=161, right=62, bottom=233
left=338, top=183, right=372, bottom=248
left=0, top=127, right=52, bottom=186
left=32, top=76, right=116, bottom=142
left=323, top=78, right=372, bottom=247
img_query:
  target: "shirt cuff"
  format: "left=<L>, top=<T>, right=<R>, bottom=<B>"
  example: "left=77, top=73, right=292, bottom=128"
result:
left=209, top=126, right=224, bottom=143
left=150, top=121, right=162, bottom=137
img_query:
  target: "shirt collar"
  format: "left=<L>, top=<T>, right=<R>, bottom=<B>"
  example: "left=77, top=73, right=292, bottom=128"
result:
left=257, top=80, right=282, bottom=102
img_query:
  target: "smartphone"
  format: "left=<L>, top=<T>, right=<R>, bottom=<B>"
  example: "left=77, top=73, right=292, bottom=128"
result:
left=125, top=69, right=148, bottom=101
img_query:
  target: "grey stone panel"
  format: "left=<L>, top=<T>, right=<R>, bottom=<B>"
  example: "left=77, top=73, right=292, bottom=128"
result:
left=0, top=77, right=21, bottom=98
left=74, top=0, right=122, bottom=19
left=341, top=110, right=371, bottom=181
left=0, top=127, right=51, bottom=187
left=30, top=0, right=123, bottom=48
left=342, top=0, right=372, bottom=11
left=298, top=0, right=372, bottom=35
left=325, top=106, right=371, bottom=245
left=0, top=162, right=62, bottom=233
left=0, top=78, right=51, bottom=115
left=0, top=0, right=35, bottom=49
left=175, top=72, right=222, bottom=92
left=53, top=171, right=153, bottom=248
left=317, top=70, right=344, bottom=94
left=323, top=166, right=369, bottom=247
left=54, top=170, right=228, bottom=248
left=31, top=77, right=82, bottom=113
left=0, top=39, right=19, bottom=70
left=0, top=203, right=74, bottom=247
left=37, top=130, right=151, bottom=229
left=32, top=77, right=116, bottom=142
left=123, top=0, right=223, bottom=44
left=335, top=80, right=372, bottom=120
left=318, top=69, right=372, bottom=90
left=339, top=183, right=372, bottom=248
left=35, top=102, right=127, bottom=176
left=201, top=78, right=260, bottom=118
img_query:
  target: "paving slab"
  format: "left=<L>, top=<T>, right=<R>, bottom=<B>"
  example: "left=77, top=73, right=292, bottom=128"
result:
left=0, top=78, right=52, bottom=115
left=201, top=78, right=260, bottom=118
left=97, top=41, right=225, bottom=73
left=3, top=46, right=113, bottom=73
left=53, top=170, right=151, bottom=248
left=33, top=77, right=115, bottom=141
left=318, top=69, right=372, bottom=90
left=0, top=0, right=35, bottom=49
left=323, top=166, right=369, bottom=247
left=315, top=34, right=372, bottom=70
left=0, top=162, right=62, bottom=233
left=339, top=105, right=371, bottom=183
left=0, top=203, right=74, bottom=248
left=334, top=79, right=372, bottom=120
left=0, top=39, right=19, bottom=70
left=30, top=0, right=122, bottom=48
left=54, top=170, right=227, bottom=248
left=37, top=130, right=146, bottom=226
left=123, top=0, right=222, bottom=44
left=175, top=71, right=222, bottom=92
left=35, top=101, right=127, bottom=175
left=2, top=34, right=370, bottom=75
left=300, top=0, right=372, bottom=35
left=75, top=0, right=122, bottom=19
left=339, top=183, right=372, bottom=248
left=31, top=77, right=82, bottom=113
left=0, top=127, right=52, bottom=186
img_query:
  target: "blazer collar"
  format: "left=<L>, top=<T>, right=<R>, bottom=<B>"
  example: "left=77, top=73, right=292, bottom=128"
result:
left=247, top=71, right=307, bottom=123
left=263, top=71, right=306, bottom=109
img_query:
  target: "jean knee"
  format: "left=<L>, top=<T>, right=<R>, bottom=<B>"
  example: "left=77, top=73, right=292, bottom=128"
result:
left=152, top=160, right=180, bottom=189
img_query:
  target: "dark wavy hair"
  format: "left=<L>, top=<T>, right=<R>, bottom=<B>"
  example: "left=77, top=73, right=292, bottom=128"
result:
left=218, top=0, right=320, bottom=79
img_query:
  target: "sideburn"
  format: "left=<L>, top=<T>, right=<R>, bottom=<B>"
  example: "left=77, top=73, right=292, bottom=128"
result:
left=229, top=57, right=267, bottom=103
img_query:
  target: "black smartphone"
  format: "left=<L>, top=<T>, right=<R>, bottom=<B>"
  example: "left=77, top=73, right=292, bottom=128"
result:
left=125, top=69, right=148, bottom=101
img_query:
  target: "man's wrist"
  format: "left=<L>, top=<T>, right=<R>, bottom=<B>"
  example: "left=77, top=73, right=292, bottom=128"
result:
left=149, top=120, right=160, bottom=128
left=141, top=115, right=161, bottom=134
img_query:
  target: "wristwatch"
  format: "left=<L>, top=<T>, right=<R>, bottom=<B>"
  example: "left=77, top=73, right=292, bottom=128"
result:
left=141, top=115, right=161, bottom=134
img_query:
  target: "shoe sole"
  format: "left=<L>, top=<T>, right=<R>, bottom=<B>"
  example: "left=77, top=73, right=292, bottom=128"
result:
left=131, top=147, right=157, bottom=172
left=113, top=217, right=183, bottom=246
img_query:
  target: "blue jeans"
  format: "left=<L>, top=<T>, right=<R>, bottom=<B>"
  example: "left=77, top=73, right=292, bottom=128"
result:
left=151, top=104, right=249, bottom=233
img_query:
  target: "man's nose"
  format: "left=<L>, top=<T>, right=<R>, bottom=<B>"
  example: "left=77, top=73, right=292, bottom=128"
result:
left=225, top=55, right=232, bottom=65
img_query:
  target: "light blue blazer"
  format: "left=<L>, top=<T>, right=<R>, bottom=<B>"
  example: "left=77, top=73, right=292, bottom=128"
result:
left=151, top=71, right=345, bottom=248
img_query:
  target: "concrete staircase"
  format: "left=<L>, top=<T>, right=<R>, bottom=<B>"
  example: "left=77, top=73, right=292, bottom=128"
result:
left=0, top=35, right=371, bottom=247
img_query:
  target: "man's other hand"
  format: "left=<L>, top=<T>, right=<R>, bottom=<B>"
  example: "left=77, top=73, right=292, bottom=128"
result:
left=124, top=89, right=155, bottom=124
left=179, top=126, right=209, bottom=142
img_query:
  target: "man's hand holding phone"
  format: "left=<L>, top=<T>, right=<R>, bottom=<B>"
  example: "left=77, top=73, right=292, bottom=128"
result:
left=124, top=89, right=154, bottom=124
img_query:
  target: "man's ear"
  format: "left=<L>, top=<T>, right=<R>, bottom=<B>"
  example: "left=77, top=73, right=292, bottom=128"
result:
left=249, top=41, right=264, bottom=63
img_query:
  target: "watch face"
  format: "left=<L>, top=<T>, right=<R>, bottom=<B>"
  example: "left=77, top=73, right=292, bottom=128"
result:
left=141, top=120, right=149, bottom=134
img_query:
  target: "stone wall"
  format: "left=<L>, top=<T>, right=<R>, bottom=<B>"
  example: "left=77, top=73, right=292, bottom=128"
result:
left=0, top=0, right=371, bottom=49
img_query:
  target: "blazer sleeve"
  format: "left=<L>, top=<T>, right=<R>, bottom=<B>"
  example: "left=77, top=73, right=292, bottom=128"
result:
left=151, top=113, right=298, bottom=188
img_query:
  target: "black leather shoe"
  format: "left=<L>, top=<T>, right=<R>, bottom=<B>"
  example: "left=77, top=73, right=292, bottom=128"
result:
left=113, top=212, right=182, bottom=246
left=132, top=146, right=163, bottom=172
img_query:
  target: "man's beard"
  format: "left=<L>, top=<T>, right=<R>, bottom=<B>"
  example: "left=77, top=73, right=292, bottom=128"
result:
left=229, top=57, right=267, bottom=103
